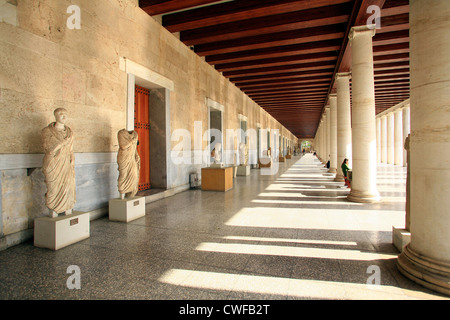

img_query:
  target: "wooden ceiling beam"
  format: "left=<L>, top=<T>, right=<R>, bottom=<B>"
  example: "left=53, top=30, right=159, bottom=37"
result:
left=230, top=69, right=335, bottom=83
left=241, top=81, right=331, bottom=92
left=140, top=0, right=222, bottom=16
left=236, top=75, right=332, bottom=88
left=162, top=0, right=353, bottom=32
left=195, top=23, right=347, bottom=56
left=223, top=61, right=337, bottom=77
left=215, top=52, right=338, bottom=72
left=180, top=2, right=353, bottom=45
left=206, top=39, right=342, bottom=65
left=248, top=85, right=329, bottom=93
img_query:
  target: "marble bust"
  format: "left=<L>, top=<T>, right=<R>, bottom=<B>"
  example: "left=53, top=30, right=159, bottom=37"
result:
left=117, top=129, right=140, bottom=199
left=42, top=108, right=76, bottom=218
left=211, top=142, right=222, bottom=164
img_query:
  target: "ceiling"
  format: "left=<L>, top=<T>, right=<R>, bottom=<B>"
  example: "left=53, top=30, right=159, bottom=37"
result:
left=139, top=0, right=410, bottom=138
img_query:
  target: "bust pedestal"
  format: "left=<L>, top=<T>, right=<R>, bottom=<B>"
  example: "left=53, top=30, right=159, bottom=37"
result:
left=201, top=167, right=233, bottom=192
left=237, top=165, right=250, bottom=176
left=34, top=211, right=90, bottom=250
left=109, top=196, right=146, bottom=223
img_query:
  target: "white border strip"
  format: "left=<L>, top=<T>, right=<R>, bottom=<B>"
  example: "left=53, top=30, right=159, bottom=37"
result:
left=0, top=152, right=117, bottom=170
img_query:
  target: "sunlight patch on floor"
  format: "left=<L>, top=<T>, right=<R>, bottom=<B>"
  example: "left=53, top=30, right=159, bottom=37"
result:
left=222, top=235, right=358, bottom=246
left=158, top=269, right=411, bottom=300
left=195, top=242, right=396, bottom=261
left=225, top=207, right=405, bottom=231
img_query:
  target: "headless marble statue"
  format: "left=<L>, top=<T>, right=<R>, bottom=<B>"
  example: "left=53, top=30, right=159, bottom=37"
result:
left=42, top=108, right=76, bottom=218
left=117, top=129, right=140, bottom=199
left=239, top=142, right=249, bottom=166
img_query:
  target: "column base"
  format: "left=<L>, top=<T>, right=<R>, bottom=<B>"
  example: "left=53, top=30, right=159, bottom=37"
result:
left=334, top=174, right=345, bottom=182
left=328, top=167, right=337, bottom=173
left=397, top=244, right=450, bottom=296
left=392, top=227, right=411, bottom=252
left=347, top=189, right=381, bottom=203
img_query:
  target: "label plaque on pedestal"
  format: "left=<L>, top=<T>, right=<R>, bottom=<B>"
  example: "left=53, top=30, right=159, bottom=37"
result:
left=34, top=211, right=90, bottom=250
left=109, top=196, right=146, bottom=223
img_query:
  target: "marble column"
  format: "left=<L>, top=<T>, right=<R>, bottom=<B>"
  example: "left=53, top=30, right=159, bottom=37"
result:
left=316, top=126, right=320, bottom=157
left=335, top=72, right=352, bottom=182
left=347, top=25, right=380, bottom=203
left=394, top=110, right=403, bottom=166
left=316, top=123, right=320, bottom=158
left=387, top=112, right=394, bottom=165
left=329, top=95, right=338, bottom=173
left=402, top=106, right=410, bottom=167
left=376, top=117, right=381, bottom=163
left=325, top=106, right=331, bottom=166
left=381, top=115, right=387, bottom=163
left=397, top=0, right=450, bottom=296
left=321, top=114, right=327, bottom=163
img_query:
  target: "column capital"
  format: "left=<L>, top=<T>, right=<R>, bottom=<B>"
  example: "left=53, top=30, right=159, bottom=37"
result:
left=335, top=72, right=351, bottom=81
left=328, top=93, right=337, bottom=99
left=348, top=25, right=376, bottom=44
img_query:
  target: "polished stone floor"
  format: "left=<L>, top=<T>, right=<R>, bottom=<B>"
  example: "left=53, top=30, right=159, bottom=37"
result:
left=0, top=153, right=448, bottom=300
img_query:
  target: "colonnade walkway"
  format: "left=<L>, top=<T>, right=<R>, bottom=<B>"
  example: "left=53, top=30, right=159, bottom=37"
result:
left=0, top=154, right=447, bottom=300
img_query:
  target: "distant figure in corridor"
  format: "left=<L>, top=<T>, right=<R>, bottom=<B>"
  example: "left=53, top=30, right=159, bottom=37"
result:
left=341, top=158, right=351, bottom=188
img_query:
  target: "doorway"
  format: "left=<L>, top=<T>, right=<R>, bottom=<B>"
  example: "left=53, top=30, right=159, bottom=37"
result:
left=134, top=85, right=151, bottom=191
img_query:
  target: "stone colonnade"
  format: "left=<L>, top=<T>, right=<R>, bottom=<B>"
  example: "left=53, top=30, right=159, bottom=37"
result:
left=314, top=4, right=450, bottom=295
left=376, top=101, right=410, bottom=166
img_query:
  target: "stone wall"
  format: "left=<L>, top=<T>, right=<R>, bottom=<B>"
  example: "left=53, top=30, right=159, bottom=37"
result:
left=0, top=0, right=298, bottom=249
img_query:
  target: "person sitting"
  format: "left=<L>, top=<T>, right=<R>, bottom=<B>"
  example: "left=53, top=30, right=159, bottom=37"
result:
left=341, top=158, right=351, bottom=188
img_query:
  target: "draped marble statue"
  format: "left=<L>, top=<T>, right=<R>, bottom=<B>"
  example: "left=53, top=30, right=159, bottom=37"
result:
left=239, top=142, right=249, bottom=166
left=117, top=129, right=140, bottom=199
left=42, top=108, right=76, bottom=218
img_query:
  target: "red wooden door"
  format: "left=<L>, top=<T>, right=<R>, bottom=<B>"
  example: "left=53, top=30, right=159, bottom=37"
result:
left=134, top=85, right=151, bottom=191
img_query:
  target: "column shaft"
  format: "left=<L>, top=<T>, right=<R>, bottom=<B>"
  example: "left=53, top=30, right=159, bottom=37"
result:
left=325, top=107, right=331, bottom=165
left=397, top=0, right=450, bottom=296
left=381, top=115, right=387, bottom=163
left=376, top=117, right=381, bottom=163
left=329, top=95, right=338, bottom=173
left=347, top=25, right=380, bottom=203
left=394, top=110, right=403, bottom=166
left=335, top=72, right=352, bottom=182
left=387, top=113, right=394, bottom=164
left=402, top=106, right=410, bottom=167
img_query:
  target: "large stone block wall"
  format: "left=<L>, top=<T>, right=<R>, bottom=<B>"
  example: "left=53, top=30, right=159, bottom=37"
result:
left=0, top=0, right=299, bottom=249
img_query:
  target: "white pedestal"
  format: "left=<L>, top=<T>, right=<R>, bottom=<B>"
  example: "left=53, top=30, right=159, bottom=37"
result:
left=34, top=211, right=90, bottom=250
left=392, top=227, right=411, bottom=252
left=109, top=196, right=145, bottom=223
left=237, top=165, right=250, bottom=176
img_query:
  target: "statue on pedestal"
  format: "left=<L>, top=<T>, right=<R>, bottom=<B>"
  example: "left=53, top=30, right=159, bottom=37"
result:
left=42, top=108, right=76, bottom=218
left=117, top=129, right=140, bottom=199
